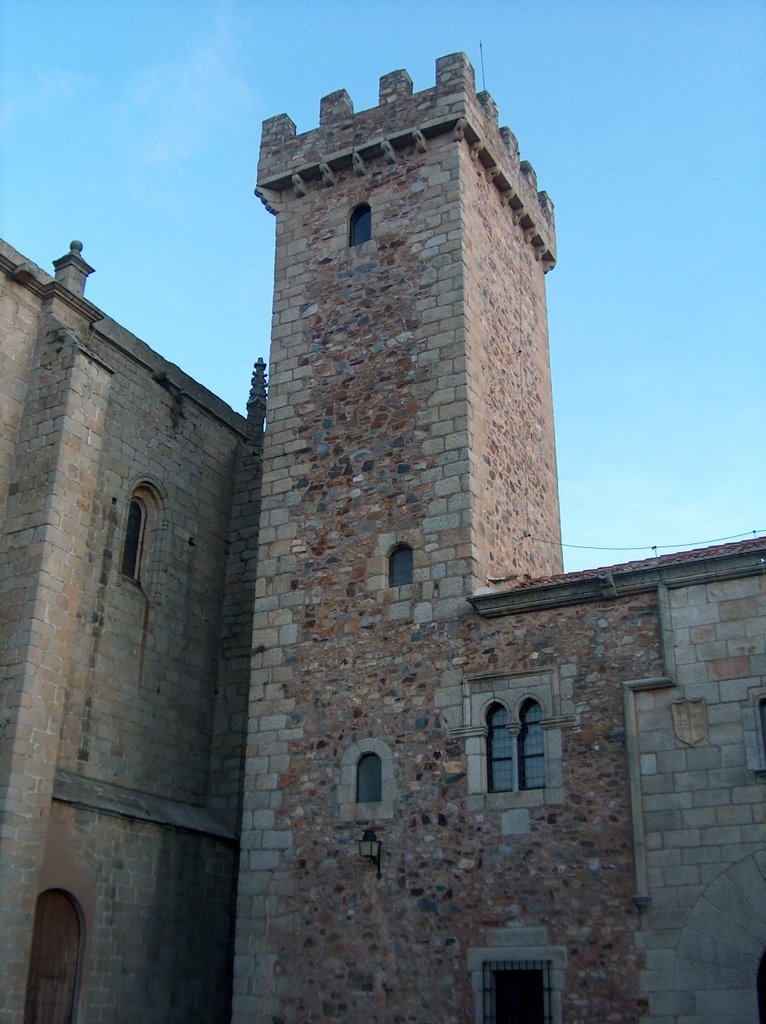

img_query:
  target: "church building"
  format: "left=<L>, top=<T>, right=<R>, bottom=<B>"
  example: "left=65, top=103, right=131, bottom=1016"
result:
left=1, top=53, right=764, bottom=1024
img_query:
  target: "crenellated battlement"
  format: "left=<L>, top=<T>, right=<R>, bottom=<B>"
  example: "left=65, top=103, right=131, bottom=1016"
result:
left=256, top=52, right=556, bottom=269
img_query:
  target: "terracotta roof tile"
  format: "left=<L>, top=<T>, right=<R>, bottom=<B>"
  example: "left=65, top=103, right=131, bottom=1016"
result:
left=491, top=536, right=766, bottom=594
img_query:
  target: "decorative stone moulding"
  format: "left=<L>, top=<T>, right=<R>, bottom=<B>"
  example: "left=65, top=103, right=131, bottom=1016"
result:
left=411, top=129, right=428, bottom=153
left=257, top=112, right=556, bottom=269
left=256, top=55, right=557, bottom=268
left=318, top=162, right=336, bottom=186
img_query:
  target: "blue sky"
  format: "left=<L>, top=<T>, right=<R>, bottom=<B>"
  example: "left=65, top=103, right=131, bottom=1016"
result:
left=2, top=0, right=764, bottom=572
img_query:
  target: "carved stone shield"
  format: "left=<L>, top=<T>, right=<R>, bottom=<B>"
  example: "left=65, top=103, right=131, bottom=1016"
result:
left=672, top=698, right=708, bottom=747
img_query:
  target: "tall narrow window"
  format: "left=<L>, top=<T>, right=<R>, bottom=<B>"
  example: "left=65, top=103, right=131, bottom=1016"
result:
left=518, top=700, right=545, bottom=790
left=356, top=753, right=382, bottom=803
left=487, top=704, right=514, bottom=793
left=349, top=203, right=371, bottom=246
left=120, top=497, right=146, bottom=580
left=758, top=949, right=766, bottom=1024
left=388, top=544, right=413, bottom=587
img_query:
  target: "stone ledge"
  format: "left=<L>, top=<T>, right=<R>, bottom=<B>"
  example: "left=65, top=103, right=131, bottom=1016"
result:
left=256, top=113, right=555, bottom=268
left=53, top=768, right=237, bottom=841
left=470, top=544, right=766, bottom=617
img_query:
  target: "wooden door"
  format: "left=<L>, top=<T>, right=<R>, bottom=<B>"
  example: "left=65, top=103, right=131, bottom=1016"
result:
left=23, top=890, right=80, bottom=1024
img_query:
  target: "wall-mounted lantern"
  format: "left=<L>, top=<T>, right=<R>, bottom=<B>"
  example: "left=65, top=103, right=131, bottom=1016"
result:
left=358, top=829, right=382, bottom=879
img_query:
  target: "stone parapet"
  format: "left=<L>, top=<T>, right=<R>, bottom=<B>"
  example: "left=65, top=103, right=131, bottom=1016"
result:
left=257, top=52, right=555, bottom=269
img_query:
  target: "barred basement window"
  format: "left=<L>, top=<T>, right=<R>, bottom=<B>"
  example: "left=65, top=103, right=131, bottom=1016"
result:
left=482, top=960, right=552, bottom=1024
left=388, top=544, right=413, bottom=587
left=349, top=203, right=372, bottom=246
left=518, top=700, right=545, bottom=790
left=487, top=703, right=513, bottom=793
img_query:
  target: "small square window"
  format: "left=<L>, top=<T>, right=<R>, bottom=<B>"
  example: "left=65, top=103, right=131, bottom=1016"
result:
left=483, top=960, right=552, bottom=1024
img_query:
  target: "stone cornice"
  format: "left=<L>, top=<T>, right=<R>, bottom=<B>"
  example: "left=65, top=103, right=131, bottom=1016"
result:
left=256, top=112, right=556, bottom=270
left=53, top=768, right=237, bottom=842
left=1, top=246, right=249, bottom=440
left=469, top=544, right=766, bottom=617
left=1, top=249, right=101, bottom=321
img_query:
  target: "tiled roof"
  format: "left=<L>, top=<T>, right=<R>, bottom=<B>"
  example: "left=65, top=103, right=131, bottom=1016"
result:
left=491, top=535, right=766, bottom=595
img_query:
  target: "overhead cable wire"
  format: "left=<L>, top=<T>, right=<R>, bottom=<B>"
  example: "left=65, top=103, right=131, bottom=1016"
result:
left=516, top=529, right=765, bottom=554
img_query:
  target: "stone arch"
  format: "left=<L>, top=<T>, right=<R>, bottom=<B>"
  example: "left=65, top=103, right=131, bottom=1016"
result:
left=120, top=476, right=167, bottom=596
left=674, top=848, right=766, bottom=1023
left=337, top=737, right=395, bottom=821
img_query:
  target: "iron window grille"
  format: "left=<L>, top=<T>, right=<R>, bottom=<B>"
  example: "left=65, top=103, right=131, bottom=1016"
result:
left=487, top=703, right=514, bottom=792
left=482, top=959, right=552, bottom=1024
left=518, top=700, right=545, bottom=790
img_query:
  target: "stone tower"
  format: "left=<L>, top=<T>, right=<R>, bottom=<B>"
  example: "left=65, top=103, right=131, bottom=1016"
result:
left=255, top=53, right=560, bottom=598
left=234, top=53, right=562, bottom=1022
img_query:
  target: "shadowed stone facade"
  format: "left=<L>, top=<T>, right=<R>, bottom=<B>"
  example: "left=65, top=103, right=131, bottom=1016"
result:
left=1, top=52, right=764, bottom=1024
left=0, top=239, right=263, bottom=1023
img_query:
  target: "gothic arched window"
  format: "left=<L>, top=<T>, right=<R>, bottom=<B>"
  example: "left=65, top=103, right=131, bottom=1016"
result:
left=388, top=544, right=413, bottom=587
left=349, top=203, right=371, bottom=246
left=518, top=699, right=545, bottom=790
left=356, top=752, right=382, bottom=803
left=487, top=703, right=513, bottom=793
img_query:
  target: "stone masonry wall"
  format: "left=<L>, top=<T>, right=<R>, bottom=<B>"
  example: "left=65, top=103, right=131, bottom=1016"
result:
left=0, top=305, right=113, bottom=1020
left=460, top=132, right=561, bottom=579
left=234, top=56, right=612, bottom=1024
left=0, top=247, right=41, bottom=530
left=235, top=581, right=660, bottom=1022
left=0, top=244, right=254, bottom=1019
left=634, top=571, right=766, bottom=1024
left=42, top=802, right=237, bottom=1024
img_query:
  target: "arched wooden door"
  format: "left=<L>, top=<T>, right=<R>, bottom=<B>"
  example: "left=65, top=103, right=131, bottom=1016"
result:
left=23, top=890, right=80, bottom=1024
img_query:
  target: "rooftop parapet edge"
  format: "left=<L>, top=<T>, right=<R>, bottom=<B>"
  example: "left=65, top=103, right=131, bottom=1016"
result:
left=256, top=52, right=556, bottom=269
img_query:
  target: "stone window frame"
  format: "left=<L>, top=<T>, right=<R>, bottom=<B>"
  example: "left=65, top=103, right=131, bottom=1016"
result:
left=468, top=928, right=567, bottom=1024
left=480, top=960, right=551, bottom=1024
left=366, top=531, right=434, bottom=621
left=450, top=669, right=575, bottom=813
left=338, top=738, right=395, bottom=822
left=117, top=476, right=166, bottom=599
